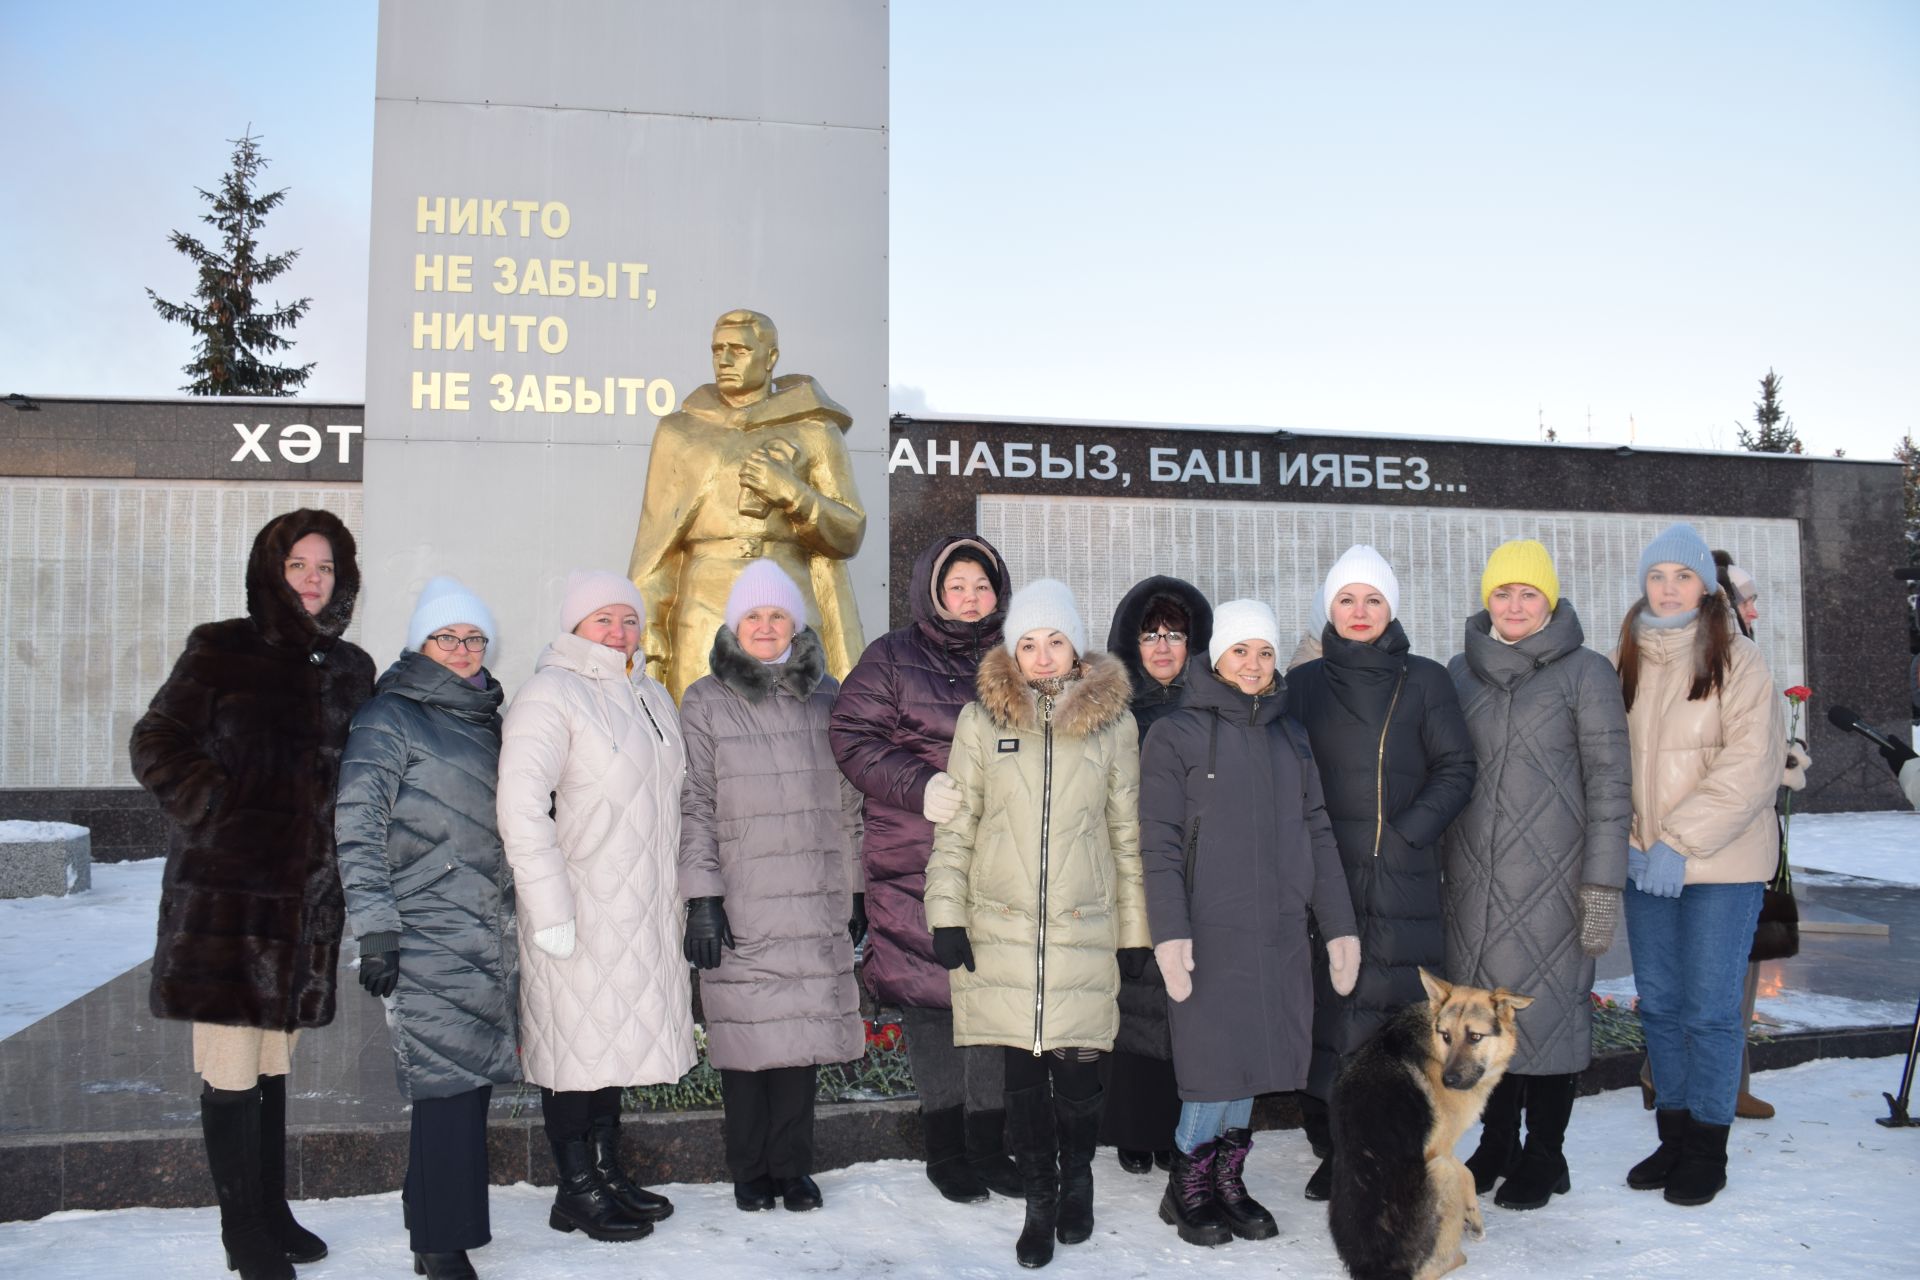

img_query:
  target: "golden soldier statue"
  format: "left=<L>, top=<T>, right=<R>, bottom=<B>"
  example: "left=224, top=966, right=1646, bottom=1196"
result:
left=627, top=309, right=867, bottom=701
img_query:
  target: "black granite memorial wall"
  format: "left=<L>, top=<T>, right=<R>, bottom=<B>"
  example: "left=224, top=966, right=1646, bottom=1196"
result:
left=887, top=415, right=1910, bottom=813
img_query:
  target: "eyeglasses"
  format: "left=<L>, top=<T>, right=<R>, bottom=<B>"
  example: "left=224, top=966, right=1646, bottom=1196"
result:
left=426, top=633, right=489, bottom=653
left=1139, top=631, right=1188, bottom=647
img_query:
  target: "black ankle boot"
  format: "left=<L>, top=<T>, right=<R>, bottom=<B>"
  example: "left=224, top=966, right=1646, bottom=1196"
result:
left=586, top=1115, right=674, bottom=1222
left=1627, top=1107, right=1690, bottom=1190
left=966, top=1106, right=1025, bottom=1198
left=1053, top=1089, right=1101, bottom=1245
left=413, top=1251, right=477, bottom=1279
left=1663, top=1116, right=1730, bottom=1206
left=1302, top=1155, right=1333, bottom=1202
left=1158, top=1143, right=1232, bottom=1247
left=1213, top=1128, right=1278, bottom=1240
left=1466, top=1071, right=1525, bottom=1196
left=1495, top=1073, right=1574, bottom=1211
left=547, top=1137, right=652, bottom=1241
left=201, top=1085, right=294, bottom=1280
left=921, top=1105, right=989, bottom=1203
left=1005, top=1085, right=1057, bottom=1268
left=1116, top=1148, right=1153, bottom=1174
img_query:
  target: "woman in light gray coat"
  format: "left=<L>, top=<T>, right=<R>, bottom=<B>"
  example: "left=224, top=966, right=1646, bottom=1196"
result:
left=679, top=561, right=865, bottom=1215
left=336, top=577, right=518, bottom=1280
left=1444, top=541, right=1630, bottom=1214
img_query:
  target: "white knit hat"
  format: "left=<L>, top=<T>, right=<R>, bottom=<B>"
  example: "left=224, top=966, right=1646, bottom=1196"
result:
left=559, top=569, right=646, bottom=635
left=1208, top=599, right=1281, bottom=667
left=725, top=559, right=805, bottom=634
left=406, top=575, right=497, bottom=653
left=1002, top=578, right=1087, bottom=656
left=1322, top=544, right=1400, bottom=620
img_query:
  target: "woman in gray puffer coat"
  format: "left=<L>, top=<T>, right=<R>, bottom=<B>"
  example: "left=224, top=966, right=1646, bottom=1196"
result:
left=1444, top=541, right=1630, bottom=1215
left=336, top=576, right=518, bottom=1279
left=679, top=560, right=865, bottom=1215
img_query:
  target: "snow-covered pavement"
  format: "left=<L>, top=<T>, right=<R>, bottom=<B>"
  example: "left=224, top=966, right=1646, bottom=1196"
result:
left=0, top=857, right=164, bottom=1040
left=2, top=1054, right=1912, bottom=1279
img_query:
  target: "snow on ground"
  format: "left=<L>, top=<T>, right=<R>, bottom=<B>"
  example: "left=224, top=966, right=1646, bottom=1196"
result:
left=1591, top=975, right=1912, bottom=1035
left=0, top=820, right=89, bottom=842
left=0, top=858, right=164, bottom=1040
left=0, top=1054, right=1911, bottom=1279
left=1787, top=810, right=1920, bottom=886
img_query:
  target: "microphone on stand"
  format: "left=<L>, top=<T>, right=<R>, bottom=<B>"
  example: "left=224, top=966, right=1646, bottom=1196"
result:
left=1826, top=704, right=1907, bottom=756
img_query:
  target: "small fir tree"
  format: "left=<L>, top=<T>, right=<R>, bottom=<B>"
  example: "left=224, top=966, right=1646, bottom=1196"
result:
left=1896, top=434, right=1920, bottom=637
left=1736, top=368, right=1802, bottom=453
left=147, top=131, right=314, bottom=395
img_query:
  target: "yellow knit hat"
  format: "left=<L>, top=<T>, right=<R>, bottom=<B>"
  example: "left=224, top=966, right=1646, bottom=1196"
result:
left=1481, top=539, right=1559, bottom=610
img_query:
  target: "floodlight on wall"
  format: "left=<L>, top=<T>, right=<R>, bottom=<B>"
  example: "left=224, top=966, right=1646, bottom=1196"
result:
left=5, top=393, right=40, bottom=411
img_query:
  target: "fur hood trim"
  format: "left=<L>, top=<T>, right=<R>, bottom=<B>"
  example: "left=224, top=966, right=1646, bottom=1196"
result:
left=708, top=624, right=828, bottom=702
left=974, top=648, right=1132, bottom=737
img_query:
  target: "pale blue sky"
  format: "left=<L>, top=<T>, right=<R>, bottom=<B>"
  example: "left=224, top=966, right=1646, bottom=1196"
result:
left=3, top=2, right=1915, bottom=456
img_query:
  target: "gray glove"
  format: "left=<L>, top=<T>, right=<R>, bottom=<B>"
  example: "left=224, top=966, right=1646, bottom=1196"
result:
left=1576, top=883, right=1621, bottom=957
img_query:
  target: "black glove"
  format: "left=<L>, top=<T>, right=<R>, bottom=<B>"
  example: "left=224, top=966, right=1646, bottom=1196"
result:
left=848, top=892, right=868, bottom=946
left=932, top=925, right=975, bottom=972
left=1880, top=738, right=1917, bottom=777
left=1117, top=947, right=1152, bottom=980
left=684, top=896, right=735, bottom=970
left=358, top=948, right=400, bottom=998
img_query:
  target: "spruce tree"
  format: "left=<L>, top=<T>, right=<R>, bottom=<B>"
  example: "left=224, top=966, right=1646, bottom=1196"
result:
left=147, top=131, right=314, bottom=395
left=1896, top=434, right=1920, bottom=639
left=1736, top=368, right=1802, bottom=453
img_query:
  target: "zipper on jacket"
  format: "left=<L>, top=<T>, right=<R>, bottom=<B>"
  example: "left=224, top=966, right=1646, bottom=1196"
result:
left=628, top=679, right=666, bottom=743
left=1371, top=671, right=1408, bottom=857
left=1033, top=693, right=1054, bottom=1056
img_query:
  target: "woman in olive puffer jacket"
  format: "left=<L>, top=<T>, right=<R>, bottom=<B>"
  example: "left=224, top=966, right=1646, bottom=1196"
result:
left=926, top=579, right=1149, bottom=1269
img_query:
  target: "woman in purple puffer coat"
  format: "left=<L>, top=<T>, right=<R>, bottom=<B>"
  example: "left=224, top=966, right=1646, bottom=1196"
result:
left=829, top=533, right=1019, bottom=1205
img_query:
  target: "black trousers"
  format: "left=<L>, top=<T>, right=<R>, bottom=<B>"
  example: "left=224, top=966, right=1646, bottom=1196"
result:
left=1099, top=1050, right=1180, bottom=1150
left=406, top=1086, right=493, bottom=1253
left=1003, top=1047, right=1103, bottom=1100
left=539, top=1085, right=623, bottom=1144
left=720, top=1066, right=818, bottom=1182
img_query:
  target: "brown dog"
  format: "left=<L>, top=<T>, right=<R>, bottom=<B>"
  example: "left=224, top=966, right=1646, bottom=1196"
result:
left=1328, top=969, right=1534, bottom=1280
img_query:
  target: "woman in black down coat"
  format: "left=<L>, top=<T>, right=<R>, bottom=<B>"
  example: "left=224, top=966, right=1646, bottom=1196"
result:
left=1285, top=544, right=1476, bottom=1201
left=336, top=576, right=519, bottom=1279
left=1099, top=576, right=1212, bottom=1174
left=130, top=508, right=375, bottom=1280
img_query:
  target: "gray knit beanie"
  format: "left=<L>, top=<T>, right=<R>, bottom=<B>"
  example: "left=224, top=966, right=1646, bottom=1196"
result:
left=1636, top=523, right=1716, bottom=596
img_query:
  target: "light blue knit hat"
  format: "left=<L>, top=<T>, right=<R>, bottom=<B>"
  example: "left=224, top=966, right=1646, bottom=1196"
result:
left=1636, top=523, right=1715, bottom=596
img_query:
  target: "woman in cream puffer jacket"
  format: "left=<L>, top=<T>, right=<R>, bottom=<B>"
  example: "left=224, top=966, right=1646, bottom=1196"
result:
left=497, top=571, right=694, bottom=1243
left=1610, top=525, right=1782, bottom=1213
left=925, top=579, right=1150, bottom=1269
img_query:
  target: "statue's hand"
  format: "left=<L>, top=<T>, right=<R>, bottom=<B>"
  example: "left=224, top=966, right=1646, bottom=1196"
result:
left=739, top=440, right=806, bottom=510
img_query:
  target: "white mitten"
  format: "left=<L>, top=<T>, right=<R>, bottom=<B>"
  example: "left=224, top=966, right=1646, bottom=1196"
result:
left=1155, top=938, right=1195, bottom=1002
left=1327, top=935, right=1361, bottom=996
left=533, top=918, right=577, bottom=959
left=922, top=771, right=964, bottom=824
left=1783, top=742, right=1811, bottom=792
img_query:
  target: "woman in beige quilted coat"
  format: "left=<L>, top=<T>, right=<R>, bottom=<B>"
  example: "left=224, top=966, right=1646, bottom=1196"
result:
left=1610, top=525, right=1782, bottom=1211
left=926, top=578, right=1149, bottom=1269
left=497, top=570, right=693, bottom=1245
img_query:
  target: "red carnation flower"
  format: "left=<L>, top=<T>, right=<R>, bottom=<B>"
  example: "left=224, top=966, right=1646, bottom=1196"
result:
left=1784, top=685, right=1811, bottom=702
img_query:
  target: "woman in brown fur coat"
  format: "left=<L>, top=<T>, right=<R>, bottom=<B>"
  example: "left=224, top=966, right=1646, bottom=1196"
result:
left=926, top=578, right=1149, bottom=1269
left=130, top=508, right=374, bottom=1280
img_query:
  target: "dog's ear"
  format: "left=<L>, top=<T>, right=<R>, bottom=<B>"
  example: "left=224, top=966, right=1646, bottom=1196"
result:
left=1493, top=988, right=1535, bottom=1013
left=1418, top=968, right=1452, bottom=1005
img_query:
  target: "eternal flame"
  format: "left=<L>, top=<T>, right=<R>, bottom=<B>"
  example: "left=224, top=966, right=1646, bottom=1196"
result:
left=626, top=309, right=867, bottom=701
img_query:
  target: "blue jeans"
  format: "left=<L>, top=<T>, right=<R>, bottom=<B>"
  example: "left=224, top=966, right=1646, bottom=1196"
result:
left=1174, top=1096, right=1254, bottom=1154
left=1625, top=879, right=1762, bottom=1127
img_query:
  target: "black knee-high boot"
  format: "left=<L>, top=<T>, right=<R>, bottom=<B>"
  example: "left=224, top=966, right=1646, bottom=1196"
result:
left=1495, top=1073, right=1575, bottom=1210
left=1004, top=1085, right=1057, bottom=1268
left=201, top=1084, right=294, bottom=1280
left=255, top=1075, right=327, bottom=1263
left=1466, top=1071, right=1526, bottom=1195
left=1052, top=1088, right=1101, bottom=1245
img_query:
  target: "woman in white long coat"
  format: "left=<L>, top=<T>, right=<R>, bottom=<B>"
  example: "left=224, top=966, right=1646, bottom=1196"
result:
left=498, top=570, right=694, bottom=1245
